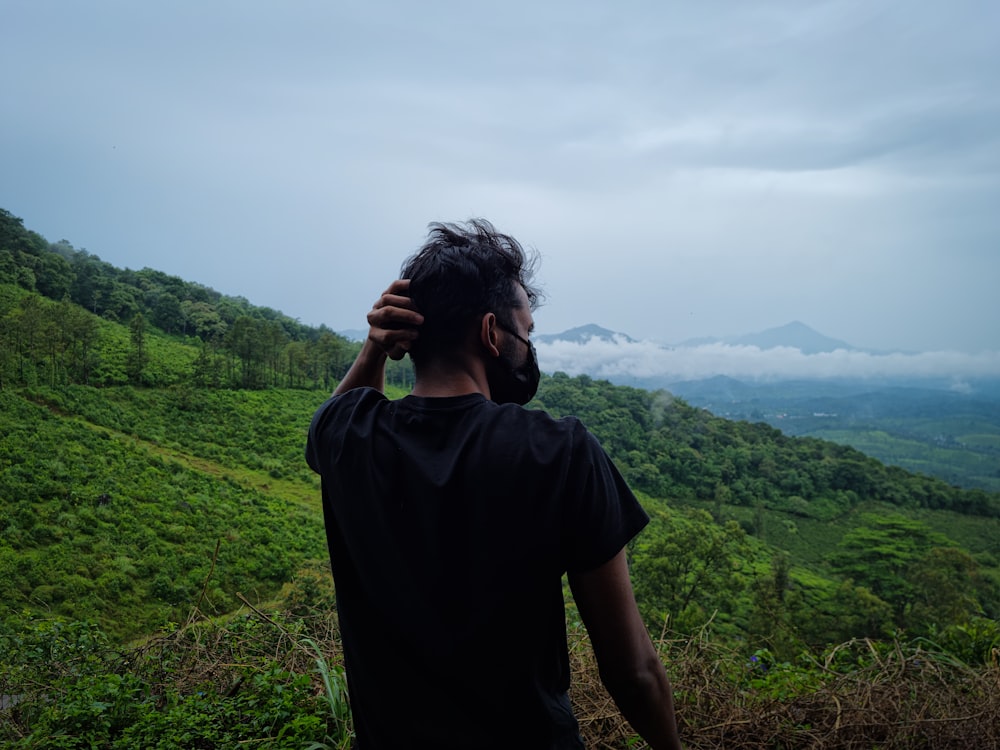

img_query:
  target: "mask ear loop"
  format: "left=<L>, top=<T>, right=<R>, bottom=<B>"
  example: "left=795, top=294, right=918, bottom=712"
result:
left=496, top=322, right=532, bottom=352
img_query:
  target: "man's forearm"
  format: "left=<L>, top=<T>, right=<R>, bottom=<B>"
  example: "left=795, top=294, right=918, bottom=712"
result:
left=569, top=553, right=684, bottom=750
left=604, top=664, right=683, bottom=750
left=334, top=338, right=388, bottom=395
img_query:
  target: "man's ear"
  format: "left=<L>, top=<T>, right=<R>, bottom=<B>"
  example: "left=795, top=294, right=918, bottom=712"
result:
left=479, top=313, right=501, bottom=358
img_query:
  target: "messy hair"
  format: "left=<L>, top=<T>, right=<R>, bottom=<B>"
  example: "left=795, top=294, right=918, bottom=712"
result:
left=400, top=219, right=541, bottom=362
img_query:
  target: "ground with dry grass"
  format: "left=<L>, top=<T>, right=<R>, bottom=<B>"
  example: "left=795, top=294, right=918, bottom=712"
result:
left=573, top=626, right=1000, bottom=749
left=4, top=594, right=997, bottom=749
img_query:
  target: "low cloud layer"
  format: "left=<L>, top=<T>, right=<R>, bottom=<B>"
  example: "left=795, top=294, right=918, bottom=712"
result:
left=536, top=338, right=1000, bottom=383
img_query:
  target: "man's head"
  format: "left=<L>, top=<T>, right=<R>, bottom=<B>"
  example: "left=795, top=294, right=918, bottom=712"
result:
left=401, top=219, right=542, bottom=403
left=401, top=219, right=541, bottom=358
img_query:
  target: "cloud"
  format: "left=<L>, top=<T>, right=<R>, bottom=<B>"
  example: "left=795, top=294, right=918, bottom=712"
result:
left=2, top=0, right=998, bottom=355
left=536, top=338, right=1000, bottom=382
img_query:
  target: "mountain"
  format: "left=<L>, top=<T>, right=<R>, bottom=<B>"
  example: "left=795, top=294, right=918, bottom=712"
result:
left=678, top=321, right=856, bottom=354
left=338, top=328, right=367, bottom=342
left=540, top=321, right=859, bottom=354
left=536, top=323, right=636, bottom=345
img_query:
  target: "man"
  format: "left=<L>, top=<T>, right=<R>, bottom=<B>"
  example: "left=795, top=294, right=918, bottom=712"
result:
left=306, top=220, right=682, bottom=749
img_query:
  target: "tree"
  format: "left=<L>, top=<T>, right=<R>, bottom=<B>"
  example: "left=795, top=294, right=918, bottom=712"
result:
left=35, top=252, right=75, bottom=300
left=192, top=339, right=224, bottom=387
left=747, top=552, right=803, bottom=658
left=225, top=316, right=266, bottom=389
left=181, top=300, right=226, bottom=341
left=127, top=313, right=148, bottom=385
left=60, top=301, right=100, bottom=384
left=152, top=292, right=184, bottom=334
left=828, top=514, right=954, bottom=628
left=630, top=508, right=752, bottom=634
left=105, top=282, right=141, bottom=322
left=906, top=547, right=984, bottom=630
left=9, top=295, right=44, bottom=384
left=284, top=340, right=309, bottom=388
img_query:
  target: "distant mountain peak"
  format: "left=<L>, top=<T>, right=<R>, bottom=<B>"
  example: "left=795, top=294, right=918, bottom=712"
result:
left=680, top=322, right=855, bottom=354
left=730, top=322, right=853, bottom=354
left=536, top=323, right=636, bottom=345
left=337, top=329, right=367, bottom=342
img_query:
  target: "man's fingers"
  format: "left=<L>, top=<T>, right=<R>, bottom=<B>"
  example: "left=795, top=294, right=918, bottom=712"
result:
left=384, top=278, right=411, bottom=294
left=364, top=279, right=421, bottom=360
left=370, top=280, right=423, bottom=327
left=385, top=336, right=417, bottom=361
left=372, top=323, right=418, bottom=361
left=373, top=293, right=422, bottom=314
left=376, top=326, right=419, bottom=343
left=368, top=305, right=423, bottom=328
left=373, top=280, right=416, bottom=309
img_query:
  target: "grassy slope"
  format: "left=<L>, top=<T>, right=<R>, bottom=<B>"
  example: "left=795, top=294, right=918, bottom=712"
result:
left=0, top=317, right=419, bottom=644
left=5, top=376, right=1000, bottom=641
left=0, top=387, right=328, bottom=641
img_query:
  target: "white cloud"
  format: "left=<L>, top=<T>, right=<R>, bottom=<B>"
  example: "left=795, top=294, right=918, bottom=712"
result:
left=536, top=339, right=1000, bottom=382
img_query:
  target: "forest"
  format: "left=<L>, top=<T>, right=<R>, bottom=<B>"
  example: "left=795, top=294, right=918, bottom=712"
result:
left=667, top=375, right=1000, bottom=493
left=2, top=207, right=999, bottom=748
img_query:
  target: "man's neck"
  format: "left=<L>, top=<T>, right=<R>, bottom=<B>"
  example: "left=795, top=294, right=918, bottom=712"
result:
left=409, top=358, right=491, bottom=399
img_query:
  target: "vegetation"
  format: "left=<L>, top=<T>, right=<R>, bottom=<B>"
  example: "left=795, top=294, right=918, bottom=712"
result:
left=535, top=373, right=1000, bottom=521
left=3, top=207, right=1000, bottom=747
left=674, top=377, right=1000, bottom=493
left=0, top=598, right=351, bottom=750
left=0, top=208, right=414, bottom=392
left=0, top=388, right=325, bottom=640
left=4, top=597, right=998, bottom=749
left=808, top=423, right=1000, bottom=492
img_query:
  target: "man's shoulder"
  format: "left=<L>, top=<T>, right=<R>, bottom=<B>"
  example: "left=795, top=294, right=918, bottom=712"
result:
left=490, top=402, right=585, bottom=430
left=308, top=387, right=387, bottom=437
left=489, top=404, right=606, bottom=458
left=314, top=386, right=386, bottom=414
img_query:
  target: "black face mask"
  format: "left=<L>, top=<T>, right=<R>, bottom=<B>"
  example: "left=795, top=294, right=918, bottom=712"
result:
left=489, top=324, right=540, bottom=405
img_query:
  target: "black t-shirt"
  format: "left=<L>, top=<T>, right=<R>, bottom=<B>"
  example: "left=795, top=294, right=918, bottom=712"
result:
left=306, top=388, right=649, bottom=749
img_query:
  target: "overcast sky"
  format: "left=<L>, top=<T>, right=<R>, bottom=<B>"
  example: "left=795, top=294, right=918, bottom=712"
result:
left=3, top=0, right=999, bottom=363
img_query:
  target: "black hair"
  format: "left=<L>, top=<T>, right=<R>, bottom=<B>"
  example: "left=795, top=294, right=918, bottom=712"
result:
left=400, top=219, right=541, bottom=363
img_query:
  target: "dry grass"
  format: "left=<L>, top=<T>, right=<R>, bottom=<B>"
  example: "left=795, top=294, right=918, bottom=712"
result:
left=124, top=593, right=343, bottom=704
left=136, top=603, right=1000, bottom=749
left=570, top=624, right=1000, bottom=750
left=8, top=599, right=997, bottom=749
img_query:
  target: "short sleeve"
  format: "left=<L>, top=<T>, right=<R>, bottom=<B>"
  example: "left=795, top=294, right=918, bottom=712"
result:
left=305, top=388, right=385, bottom=475
left=563, top=425, right=649, bottom=573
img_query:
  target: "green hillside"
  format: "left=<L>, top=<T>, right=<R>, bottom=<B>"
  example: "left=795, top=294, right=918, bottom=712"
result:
left=0, top=387, right=327, bottom=640
left=671, top=378, right=1000, bottom=492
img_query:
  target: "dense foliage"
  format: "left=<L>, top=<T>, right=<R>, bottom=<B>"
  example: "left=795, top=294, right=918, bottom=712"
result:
left=4, top=374, right=997, bottom=650
left=0, top=611, right=350, bottom=750
left=532, top=373, right=1000, bottom=649
left=678, top=378, right=1000, bottom=493
left=0, top=388, right=326, bottom=640
left=535, top=373, right=1000, bottom=520
left=0, top=208, right=414, bottom=391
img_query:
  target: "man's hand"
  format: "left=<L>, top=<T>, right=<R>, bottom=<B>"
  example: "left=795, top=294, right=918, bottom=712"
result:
left=367, top=279, right=423, bottom=361
left=333, top=280, right=423, bottom=396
